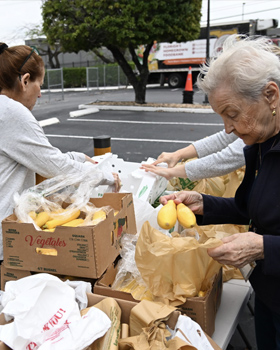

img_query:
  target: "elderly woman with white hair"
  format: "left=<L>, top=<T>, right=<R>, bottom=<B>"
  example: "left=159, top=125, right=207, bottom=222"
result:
left=159, top=35, right=280, bottom=349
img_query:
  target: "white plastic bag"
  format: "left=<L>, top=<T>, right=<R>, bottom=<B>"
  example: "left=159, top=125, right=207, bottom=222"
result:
left=169, top=314, right=215, bottom=350
left=0, top=274, right=111, bottom=350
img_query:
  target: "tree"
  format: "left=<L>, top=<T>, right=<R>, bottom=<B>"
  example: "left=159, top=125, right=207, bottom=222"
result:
left=25, top=25, right=62, bottom=69
left=42, top=0, right=202, bottom=103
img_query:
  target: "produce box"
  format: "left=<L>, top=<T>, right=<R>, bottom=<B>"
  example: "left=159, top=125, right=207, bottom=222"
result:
left=2, top=193, right=136, bottom=279
left=0, top=264, right=97, bottom=291
left=90, top=153, right=168, bottom=204
left=94, top=263, right=223, bottom=336
left=0, top=293, right=222, bottom=350
left=0, top=264, right=31, bottom=291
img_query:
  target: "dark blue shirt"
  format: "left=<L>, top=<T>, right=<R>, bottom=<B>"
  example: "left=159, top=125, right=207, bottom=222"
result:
left=198, top=132, right=280, bottom=313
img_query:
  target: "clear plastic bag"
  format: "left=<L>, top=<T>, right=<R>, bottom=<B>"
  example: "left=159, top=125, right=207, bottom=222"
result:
left=112, top=234, right=153, bottom=301
left=13, top=167, right=111, bottom=230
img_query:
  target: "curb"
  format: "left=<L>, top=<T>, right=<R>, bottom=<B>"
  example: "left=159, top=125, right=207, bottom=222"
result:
left=69, top=108, right=99, bottom=118
left=78, top=103, right=214, bottom=114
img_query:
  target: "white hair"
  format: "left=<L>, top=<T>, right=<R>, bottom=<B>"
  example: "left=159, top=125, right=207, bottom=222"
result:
left=196, top=35, right=280, bottom=100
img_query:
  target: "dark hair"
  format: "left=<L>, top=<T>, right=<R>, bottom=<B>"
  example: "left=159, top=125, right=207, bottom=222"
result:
left=0, top=43, right=44, bottom=92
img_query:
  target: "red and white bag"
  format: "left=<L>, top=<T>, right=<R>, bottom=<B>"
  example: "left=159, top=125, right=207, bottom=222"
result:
left=0, top=274, right=111, bottom=350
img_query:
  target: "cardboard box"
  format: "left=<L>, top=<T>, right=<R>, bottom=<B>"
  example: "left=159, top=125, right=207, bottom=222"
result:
left=94, top=263, right=223, bottom=336
left=90, top=154, right=168, bottom=204
left=0, top=293, right=222, bottom=350
left=0, top=264, right=97, bottom=291
left=2, top=193, right=136, bottom=279
left=0, top=265, right=32, bottom=290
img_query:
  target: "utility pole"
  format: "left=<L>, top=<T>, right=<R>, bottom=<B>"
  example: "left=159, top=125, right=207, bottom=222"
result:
left=203, top=0, right=210, bottom=104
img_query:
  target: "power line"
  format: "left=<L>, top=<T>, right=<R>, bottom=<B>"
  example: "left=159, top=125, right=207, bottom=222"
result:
left=201, top=7, right=280, bottom=23
left=206, top=1, right=270, bottom=13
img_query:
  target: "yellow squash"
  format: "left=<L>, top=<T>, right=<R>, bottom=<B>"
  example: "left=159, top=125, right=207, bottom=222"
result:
left=28, top=211, right=37, bottom=221
left=62, top=218, right=84, bottom=227
left=44, top=209, right=80, bottom=229
left=36, top=247, right=57, bottom=256
left=157, top=200, right=177, bottom=230
left=92, top=209, right=107, bottom=225
left=177, top=203, right=196, bottom=228
left=43, top=218, right=84, bottom=230
left=198, top=290, right=207, bottom=297
left=34, top=212, right=50, bottom=228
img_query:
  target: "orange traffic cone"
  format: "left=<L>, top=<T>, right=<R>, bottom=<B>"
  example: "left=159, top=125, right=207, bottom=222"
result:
left=182, top=66, right=194, bottom=104
left=185, top=66, right=193, bottom=91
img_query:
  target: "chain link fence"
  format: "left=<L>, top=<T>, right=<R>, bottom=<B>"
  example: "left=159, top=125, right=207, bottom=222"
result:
left=42, top=65, right=130, bottom=101
left=98, top=65, right=129, bottom=88
left=47, top=68, right=64, bottom=101
left=86, top=67, right=99, bottom=91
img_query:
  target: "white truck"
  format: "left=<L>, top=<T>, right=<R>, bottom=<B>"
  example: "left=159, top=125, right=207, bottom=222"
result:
left=139, top=19, right=279, bottom=88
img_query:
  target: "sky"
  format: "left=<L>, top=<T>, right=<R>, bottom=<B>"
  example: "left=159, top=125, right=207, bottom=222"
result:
left=0, top=0, right=280, bottom=46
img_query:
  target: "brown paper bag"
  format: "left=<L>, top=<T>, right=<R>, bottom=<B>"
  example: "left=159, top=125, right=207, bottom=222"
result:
left=119, top=300, right=195, bottom=350
left=222, top=166, right=245, bottom=197
left=195, top=224, right=246, bottom=281
left=135, top=222, right=222, bottom=306
left=166, top=158, right=245, bottom=199
left=81, top=297, right=121, bottom=350
left=119, top=300, right=220, bottom=350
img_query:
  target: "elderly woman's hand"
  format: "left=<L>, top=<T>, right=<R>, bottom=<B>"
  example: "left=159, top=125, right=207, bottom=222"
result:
left=159, top=190, right=204, bottom=215
left=207, top=232, right=264, bottom=268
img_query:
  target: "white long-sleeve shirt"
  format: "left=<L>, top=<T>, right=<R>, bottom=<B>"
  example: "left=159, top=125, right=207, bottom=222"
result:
left=185, top=130, right=246, bottom=181
left=0, top=95, right=113, bottom=260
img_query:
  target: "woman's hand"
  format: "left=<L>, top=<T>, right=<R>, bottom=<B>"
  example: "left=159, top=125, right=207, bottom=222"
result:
left=84, top=156, right=121, bottom=192
left=207, top=232, right=264, bottom=268
left=140, top=164, right=187, bottom=180
left=159, top=190, right=204, bottom=215
left=112, top=172, right=122, bottom=192
left=153, top=145, right=198, bottom=168
left=85, top=155, right=98, bottom=164
left=140, top=163, right=175, bottom=180
left=153, top=151, right=179, bottom=168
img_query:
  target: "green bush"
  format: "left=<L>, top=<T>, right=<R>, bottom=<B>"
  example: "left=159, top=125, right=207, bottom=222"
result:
left=63, top=68, right=87, bottom=88
left=42, top=62, right=135, bottom=89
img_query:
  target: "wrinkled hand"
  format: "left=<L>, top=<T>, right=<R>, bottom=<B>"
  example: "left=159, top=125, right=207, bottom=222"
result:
left=140, top=163, right=174, bottom=180
left=159, top=190, right=203, bottom=215
left=153, top=152, right=179, bottom=168
left=112, top=172, right=122, bottom=193
left=207, top=232, right=264, bottom=268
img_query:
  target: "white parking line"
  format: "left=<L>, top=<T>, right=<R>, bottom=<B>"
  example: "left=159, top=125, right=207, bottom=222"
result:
left=67, top=118, right=224, bottom=126
left=69, top=108, right=99, bottom=118
left=44, top=134, right=194, bottom=143
left=39, top=118, right=60, bottom=127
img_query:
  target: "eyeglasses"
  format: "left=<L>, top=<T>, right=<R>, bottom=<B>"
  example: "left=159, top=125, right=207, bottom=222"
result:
left=19, top=46, right=39, bottom=81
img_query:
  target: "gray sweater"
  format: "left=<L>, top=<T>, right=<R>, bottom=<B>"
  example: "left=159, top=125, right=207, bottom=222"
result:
left=185, top=130, right=246, bottom=181
left=0, top=95, right=113, bottom=260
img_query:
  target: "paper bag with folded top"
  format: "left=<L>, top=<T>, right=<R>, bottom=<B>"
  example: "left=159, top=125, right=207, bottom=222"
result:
left=118, top=300, right=220, bottom=350
left=135, top=221, right=222, bottom=306
left=194, top=223, right=246, bottom=281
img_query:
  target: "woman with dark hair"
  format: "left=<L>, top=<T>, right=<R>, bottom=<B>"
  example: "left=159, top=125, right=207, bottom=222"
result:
left=0, top=43, right=120, bottom=261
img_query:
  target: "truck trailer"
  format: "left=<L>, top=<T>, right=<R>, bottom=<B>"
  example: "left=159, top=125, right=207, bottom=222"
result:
left=139, top=18, right=279, bottom=88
